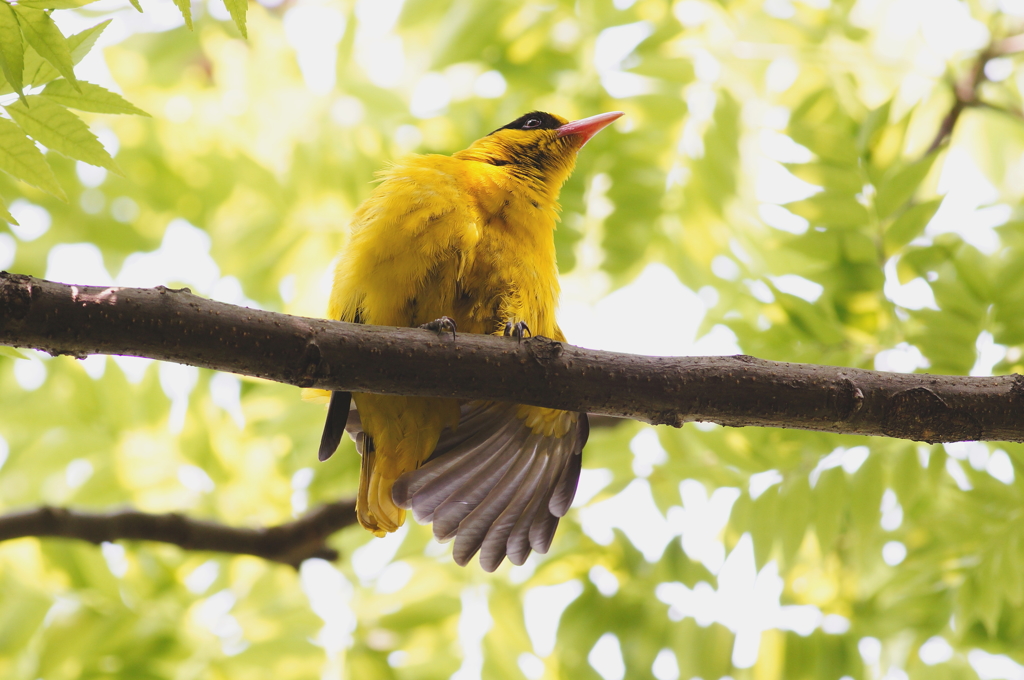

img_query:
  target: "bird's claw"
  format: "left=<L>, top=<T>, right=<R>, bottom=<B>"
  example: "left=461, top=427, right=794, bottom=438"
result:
left=503, top=320, right=531, bottom=343
left=420, top=316, right=457, bottom=341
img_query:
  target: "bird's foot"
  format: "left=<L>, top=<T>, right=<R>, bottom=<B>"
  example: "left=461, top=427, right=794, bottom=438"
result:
left=420, top=316, right=457, bottom=341
left=503, top=320, right=531, bottom=343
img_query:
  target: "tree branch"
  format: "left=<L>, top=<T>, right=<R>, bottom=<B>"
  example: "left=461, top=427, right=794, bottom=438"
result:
left=0, top=500, right=358, bottom=566
left=926, top=48, right=989, bottom=155
left=992, top=32, right=1024, bottom=56
left=925, top=32, right=1024, bottom=156
left=2, top=272, right=1022, bottom=443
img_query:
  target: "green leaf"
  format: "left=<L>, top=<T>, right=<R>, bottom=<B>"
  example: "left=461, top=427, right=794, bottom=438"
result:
left=13, top=19, right=107, bottom=92
left=0, top=578, right=52, bottom=655
left=127, top=0, right=141, bottom=11
left=66, top=20, right=108, bottom=62
left=41, top=79, right=150, bottom=116
left=1003, top=532, right=1024, bottom=607
left=842, top=231, right=879, bottom=264
left=0, top=116, right=65, bottom=199
left=857, top=99, right=891, bottom=154
left=786, top=162, right=863, bottom=195
left=429, top=1, right=511, bottom=69
left=790, top=127, right=860, bottom=167
left=776, top=294, right=845, bottom=344
left=850, top=452, right=883, bottom=539
left=6, top=96, right=122, bottom=175
left=0, top=346, right=28, bottom=360
left=867, top=115, right=912, bottom=177
left=884, top=199, right=942, bottom=253
left=953, top=241, right=994, bottom=302
left=10, top=5, right=80, bottom=91
left=786, top=192, right=870, bottom=229
left=750, top=485, right=779, bottom=569
left=627, top=56, right=695, bottom=84
left=974, top=570, right=1003, bottom=636
left=0, top=194, right=15, bottom=226
left=171, top=0, right=193, bottom=30
left=0, top=3, right=26, bottom=102
left=778, top=477, right=812, bottom=566
left=899, top=243, right=953, bottom=282
left=890, top=446, right=922, bottom=505
left=874, top=152, right=938, bottom=219
left=910, top=308, right=981, bottom=375
left=16, top=0, right=101, bottom=7
left=814, top=467, right=846, bottom=552
left=223, top=0, right=248, bottom=38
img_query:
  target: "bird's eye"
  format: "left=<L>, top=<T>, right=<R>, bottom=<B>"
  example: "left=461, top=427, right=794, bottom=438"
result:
left=522, top=118, right=541, bottom=129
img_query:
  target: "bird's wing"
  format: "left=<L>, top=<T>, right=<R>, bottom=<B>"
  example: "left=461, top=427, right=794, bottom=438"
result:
left=320, top=158, right=477, bottom=465
left=392, top=401, right=589, bottom=572
left=328, top=157, right=481, bottom=326
left=322, top=157, right=480, bottom=531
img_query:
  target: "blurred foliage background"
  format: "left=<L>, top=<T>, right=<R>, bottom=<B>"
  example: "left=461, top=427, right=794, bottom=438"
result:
left=4, top=0, right=1024, bottom=678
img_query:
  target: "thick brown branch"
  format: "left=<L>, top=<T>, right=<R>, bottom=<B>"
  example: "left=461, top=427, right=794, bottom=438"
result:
left=2, top=273, right=1022, bottom=443
left=0, top=501, right=358, bottom=567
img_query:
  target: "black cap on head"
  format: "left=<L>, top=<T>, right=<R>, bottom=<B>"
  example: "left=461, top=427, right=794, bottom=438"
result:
left=490, top=111, right=563, bottom=135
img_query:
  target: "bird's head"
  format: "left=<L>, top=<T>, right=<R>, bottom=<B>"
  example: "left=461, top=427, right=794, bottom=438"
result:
left=456, top=110, right=623, bottom=193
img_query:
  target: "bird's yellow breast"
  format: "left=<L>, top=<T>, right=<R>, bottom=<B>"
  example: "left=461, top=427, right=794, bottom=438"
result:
left=327, top=153, right=567, bottom=533
left=329, top=155, right=562, bottom=339
left=320, top=109, right=614, bottom=563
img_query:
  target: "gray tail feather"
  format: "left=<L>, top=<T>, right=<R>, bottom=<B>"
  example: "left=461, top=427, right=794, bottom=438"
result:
left=476, top=448, right=552, bottom=571
left=548, top=414, right=588, bottom=516
left=429, top=402, right=513, bottom=459
left=506, top=434, right=573, bottom=564
left=393, top=410, right=524, bottom=521
left=450, top=432, right=543, bottom=566
left=431, top=430, right=533, bottom=541
left=393, top=401, right=588, bottom=572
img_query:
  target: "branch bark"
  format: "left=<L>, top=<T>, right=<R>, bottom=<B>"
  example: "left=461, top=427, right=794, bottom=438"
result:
left=0, top=500, right=358, bottom=567
left=2, top=272, right=1022, bottom=444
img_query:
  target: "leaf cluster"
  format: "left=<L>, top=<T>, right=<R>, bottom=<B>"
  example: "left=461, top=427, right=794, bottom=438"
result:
left=3, top=0, right=1024, bottom=679
left=0, top=0, right=250, bottom=223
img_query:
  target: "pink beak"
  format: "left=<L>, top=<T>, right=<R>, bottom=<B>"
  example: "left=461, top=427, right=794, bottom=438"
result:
left=555, top=111, right=624, bottom=148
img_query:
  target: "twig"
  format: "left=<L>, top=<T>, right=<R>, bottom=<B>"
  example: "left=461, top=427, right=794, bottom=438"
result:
left=976, top=99, right=1024, bottom=122
left=0, top=501, right=358, bottom=567
left=926, top=32, right=1024, bottom=156
left=992, top=32, right=1024, bottom=56
left=925, top=47, right=990, bottom=155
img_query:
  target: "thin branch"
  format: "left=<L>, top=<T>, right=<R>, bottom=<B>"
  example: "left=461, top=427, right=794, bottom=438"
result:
left=975, top=99, right=1024, bottom=122
left=925, top=31, right=1024, bottom=156
left=0, top=501, right=358, bottom=567
left=992, top=32, right=1024, bottom=56
left=926, top=47, right=990, bottom=155
left=2, top=273, right=1023, bottom=444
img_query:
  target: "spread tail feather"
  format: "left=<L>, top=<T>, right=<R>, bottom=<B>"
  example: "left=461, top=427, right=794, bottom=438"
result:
left=394, top=401, right=588, bottom=572
left=395, top=411, right=526, bottom=526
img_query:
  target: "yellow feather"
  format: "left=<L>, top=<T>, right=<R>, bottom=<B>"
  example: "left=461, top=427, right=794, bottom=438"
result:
left=301, top=388, right=331, bottom=404
left=322, top=111, right=618, bottom=541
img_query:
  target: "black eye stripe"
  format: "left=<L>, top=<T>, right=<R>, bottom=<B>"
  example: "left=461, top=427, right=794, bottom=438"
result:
left=490, top=111, right=563, bottom=135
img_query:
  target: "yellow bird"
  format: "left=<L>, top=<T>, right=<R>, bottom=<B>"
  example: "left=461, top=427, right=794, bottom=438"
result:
left=318, top=110, right=623, bottom=571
